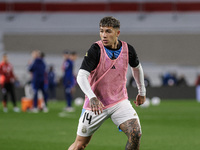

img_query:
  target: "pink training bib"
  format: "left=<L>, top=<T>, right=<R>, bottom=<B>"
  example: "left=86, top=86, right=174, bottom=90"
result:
left=83, top=40, right=129, bottom=110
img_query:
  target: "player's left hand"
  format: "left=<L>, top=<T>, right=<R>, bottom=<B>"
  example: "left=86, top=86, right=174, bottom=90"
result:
left=134, top=95, right=146, bottom=107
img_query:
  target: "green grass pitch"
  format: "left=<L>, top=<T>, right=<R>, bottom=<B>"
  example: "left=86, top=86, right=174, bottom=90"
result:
left=0, top=99, right=200, bottom=150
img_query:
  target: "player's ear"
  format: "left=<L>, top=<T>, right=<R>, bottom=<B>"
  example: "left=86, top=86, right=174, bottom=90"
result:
left=116, top=30, right=120, bottom=37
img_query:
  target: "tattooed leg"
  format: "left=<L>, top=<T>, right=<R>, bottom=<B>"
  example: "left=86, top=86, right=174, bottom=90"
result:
left=119, top=119, right=141, bottom=150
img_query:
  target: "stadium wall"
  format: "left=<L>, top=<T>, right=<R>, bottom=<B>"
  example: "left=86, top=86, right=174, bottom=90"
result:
left=3, top=33, right=200, bottom=66
left=2, top=86, right=196, bottom=102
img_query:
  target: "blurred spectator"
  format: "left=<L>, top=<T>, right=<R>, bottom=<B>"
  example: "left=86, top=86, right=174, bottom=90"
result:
left=0, top=53, right=20, bottom=113
left=47, top=65, right=57, bottom=100
left=195, top=74, right=200, bottom=86
left=62, top=51, right=76, bottom=112
left=28, top=50, right=48, bottom=113
left=195, top=74, right=200, bottom=102
left=161, top=72, right=177, bottom=86
left=177, top=75, right=188, bottom=87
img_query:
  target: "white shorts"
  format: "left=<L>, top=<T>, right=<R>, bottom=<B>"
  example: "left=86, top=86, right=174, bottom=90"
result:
left=77, top=99, right=141, bottom=137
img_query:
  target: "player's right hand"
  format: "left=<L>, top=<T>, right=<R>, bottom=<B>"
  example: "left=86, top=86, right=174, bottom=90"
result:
left=89, top=97, right=104, bottom=115
left=134, top=95, right=146, bottom=107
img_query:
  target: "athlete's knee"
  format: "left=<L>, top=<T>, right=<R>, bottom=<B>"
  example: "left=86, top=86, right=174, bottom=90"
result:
left=128, top=127, right=141, bottom=139
left=134, top=128, right=142, bottom=139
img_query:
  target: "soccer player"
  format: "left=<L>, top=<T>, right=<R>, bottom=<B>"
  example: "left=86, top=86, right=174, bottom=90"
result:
left=0, top=53, right=20, bottom=113
left=62, top=51, right=76, bottom=112
left=68, top=16, right=146, bottom=150
left=28, top=50, right=48, bottom=113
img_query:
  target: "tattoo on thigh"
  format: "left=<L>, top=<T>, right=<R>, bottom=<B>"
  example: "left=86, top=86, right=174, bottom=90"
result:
left=120, top=119, right=141, bottom=150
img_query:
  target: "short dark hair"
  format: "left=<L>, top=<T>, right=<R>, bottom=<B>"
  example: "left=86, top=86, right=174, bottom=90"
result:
left=99, top=16, right=120, bottom=29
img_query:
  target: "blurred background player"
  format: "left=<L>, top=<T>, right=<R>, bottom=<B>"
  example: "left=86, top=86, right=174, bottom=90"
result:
left=28, top=50, right=48, bottom=113
left=195, top=74, right=200, bottom=102
left=62, top=51, right=76, bottom=112
left=0, top=53, right=20, bottom=113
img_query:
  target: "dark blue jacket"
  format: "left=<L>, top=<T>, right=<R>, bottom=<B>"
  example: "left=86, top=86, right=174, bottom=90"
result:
left=63, top=59, right=74, bottom=87
left=29, top=58, right=46, bottom=83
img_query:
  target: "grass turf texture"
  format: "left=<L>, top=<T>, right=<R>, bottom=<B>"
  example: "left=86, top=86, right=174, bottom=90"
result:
left=0, top=100, right=200, bottom=150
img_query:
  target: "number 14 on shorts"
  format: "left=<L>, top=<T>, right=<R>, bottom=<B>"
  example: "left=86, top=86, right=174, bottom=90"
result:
left=82, top=112, right=92, bottom=124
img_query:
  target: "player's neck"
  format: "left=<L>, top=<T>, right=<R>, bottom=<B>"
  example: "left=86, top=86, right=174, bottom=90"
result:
left=105, top=40, right=121, bottom=50
left=112, top=40, right=119, bottom=49
left=106, top=40, right=119, bottom=49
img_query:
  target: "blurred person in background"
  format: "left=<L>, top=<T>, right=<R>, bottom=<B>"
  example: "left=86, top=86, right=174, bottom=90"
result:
left=195, top=74, right=200, bottom=102
left=177, top=74, right=188, bottom=87
left=195, top=74, right=200, bottom=86
left=68, top=16, right=146, bottom=150
left=62, top=51, right=76, bottom=112
left=47, top=65, right=57, bottom=100
left=28, top=50, right=48, bottom=113
left=0, top=53, right=20, bottom=113
left=161, top=72, right=177, bottom=86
